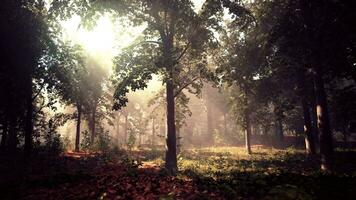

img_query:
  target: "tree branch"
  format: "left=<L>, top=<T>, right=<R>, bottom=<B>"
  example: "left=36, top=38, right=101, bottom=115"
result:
left=32, top=82, right=45, bottom=102
left=174, top=76, right=199, bottom=98
left=174, top=41, right=191, bottom=65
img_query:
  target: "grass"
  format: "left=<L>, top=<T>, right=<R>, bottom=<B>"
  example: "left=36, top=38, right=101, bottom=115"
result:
left=141, top=146, right=356, bottom=200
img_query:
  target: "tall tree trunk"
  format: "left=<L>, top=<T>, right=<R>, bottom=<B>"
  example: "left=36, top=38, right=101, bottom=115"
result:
left=116, top=114, right=120, bottom=146
left=275, top=118, right=284, bottom=145
left=313, top=67, right=333, bottom=171
left=297, top=69, right=316, bottom=154
left=245, top=110, right=252, bottom=155
left=165, top=78, right=177, bottom=174
left=1, top=121, right=8, bottom=150
left=151, top=118, right=155, bottom=146
left=223, top=113, right=227, bottom=135
left=302, top=99, right=316, bottom=154
left=205, top=88, right=213, bottom=145
left=162, top=33, right=178, bottom=174
left=24, top=84, right=33, bottom=157
left=75, top=104, right=82, bottom=152
left=177, top=127, right=181, bottom=154
left=124, top=114, right=128, bottom=145
left=311, top=80, right=320, bottom=146
left=242, top=86, right=252, bottom=155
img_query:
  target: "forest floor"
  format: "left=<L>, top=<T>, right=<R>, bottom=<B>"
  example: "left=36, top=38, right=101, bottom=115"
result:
left=1, top=146, right=356, bottom=200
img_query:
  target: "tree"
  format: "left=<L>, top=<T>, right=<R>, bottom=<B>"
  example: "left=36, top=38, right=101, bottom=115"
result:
left=216, top=17, right=265, bottom=154
left=51, top=0, right=252, bottom=174
left=49, top=44, right=91, bottom=152
left=0, top=0, right=60, bottom=155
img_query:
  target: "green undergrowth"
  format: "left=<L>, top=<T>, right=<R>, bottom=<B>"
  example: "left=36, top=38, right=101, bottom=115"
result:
left=142, top=146, right=356, bottom=199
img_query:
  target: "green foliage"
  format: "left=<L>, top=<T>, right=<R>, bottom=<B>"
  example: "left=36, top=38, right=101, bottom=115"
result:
left=127, top=127, right=137, bottom=151
left=95, top=130, right=111, bottom=153
left=80, top=130, right=92, bottom=152
left=34, top=113, right=70, bottom=155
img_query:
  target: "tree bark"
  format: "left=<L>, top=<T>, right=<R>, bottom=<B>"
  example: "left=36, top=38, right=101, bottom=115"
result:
left=223, top=113, right=227, bottom=135
left=245, top=110, right=252, bottom=155
left=313, top=67, right=333, bottom=171
left=302, top=98, right=316, bottom=154
left=165, top=79, right=178, bottom=174
left=151, top=118, right=155, bottom=146
left=177, top=126, right=181, bottom=154
left=116, top=114, right=120, bottom=146
left=75, top=104, right=82, bottom=152
left=124, top=114, right=128, bottom=145
left=275, top=118, right=284, bottom=145
left=297, top=69, right=316, bottom=154
left=205, top=87, right=214, bottom=145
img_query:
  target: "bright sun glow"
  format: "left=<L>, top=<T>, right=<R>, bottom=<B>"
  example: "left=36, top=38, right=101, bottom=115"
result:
left=59, top=1, right=207, bottom=95
left=61, top=14, right=145, bottom=72
left=60, top=14, right=163, bottom=97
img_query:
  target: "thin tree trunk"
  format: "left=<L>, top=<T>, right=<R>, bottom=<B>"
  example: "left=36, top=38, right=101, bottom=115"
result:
left=75, top=104, right=82, bottom=152
left=152, top=118, right=155, bottom=146
left=245, top=110, right=252, bottom=155
left=313, top=67, right=333, bottom=171
left=24, top=80, right=33, bottom=156
left=165, top=78, right=177, bottom=174
left=124, top=114, right=128, bottom=145
left=223, top=113, right=227, bottom=135
left=206, top=94, right=213, bottom=145
left=177, top=127, right=181, bottom=154
left=116, top=114, right=120, bottom=146
left=275, top=118, right=284, bottom=145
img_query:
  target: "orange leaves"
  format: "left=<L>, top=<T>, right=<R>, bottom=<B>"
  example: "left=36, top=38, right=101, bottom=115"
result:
left=20, top=156, right=222, bottom=200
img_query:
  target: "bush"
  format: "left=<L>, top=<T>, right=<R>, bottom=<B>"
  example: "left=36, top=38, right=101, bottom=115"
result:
left=44, top=131, right=64, bottom=156
left=95, top=130, right=111, bottom=153
left=80, top=130, right=92, bottom=152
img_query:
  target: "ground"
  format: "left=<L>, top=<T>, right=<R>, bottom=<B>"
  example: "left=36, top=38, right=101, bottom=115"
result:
left=1, top=146, right=356, bottom=199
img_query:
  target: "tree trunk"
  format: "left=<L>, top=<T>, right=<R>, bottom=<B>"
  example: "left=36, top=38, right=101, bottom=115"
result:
left=297, top=69, right=316, bottom=154
left=124, top=114, right=128, bottom=145
left=223, top=113, right=227, bottom=135
left=75, top=104, right=82, bottom=152
left=275, top=118, right=284, bottom=145
left=165, top=79, right=177, bottom=174
left=116, top=114, right=120, bottom=146
left=177, top=127, right=181, bottom=154
left=152, top=118, right=155, bottom=146
left=313, top=67, right=333, bottom=171
left=206, top=93, right=213, bottom=145
left=1, top=121, right=8, bottom=149
left=302, top=98, right=316, bottom=154
left=245, top=110, right=252, bottom=155
left=310, top=80, right=320, bottom=146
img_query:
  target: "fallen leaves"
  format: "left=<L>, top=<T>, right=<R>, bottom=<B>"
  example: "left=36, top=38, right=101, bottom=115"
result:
left=19, top=155, right=222, bottom=200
